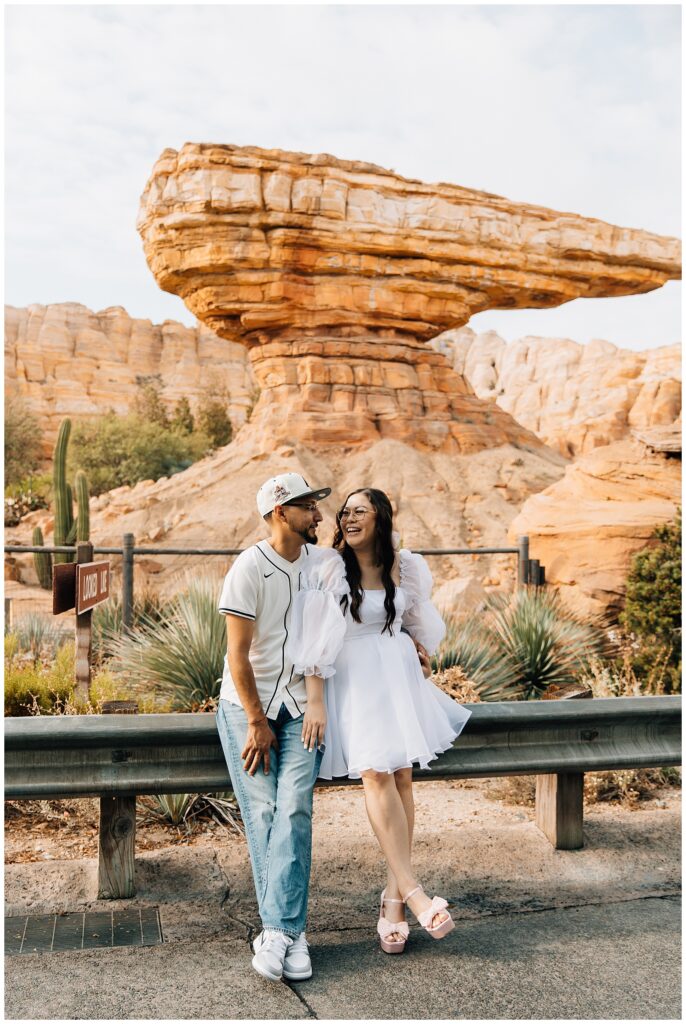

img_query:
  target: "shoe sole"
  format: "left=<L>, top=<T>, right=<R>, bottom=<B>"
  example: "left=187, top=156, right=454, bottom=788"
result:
left=283, top=967, right=313, bottom=981
left=251, top=955, right=283, bottom=983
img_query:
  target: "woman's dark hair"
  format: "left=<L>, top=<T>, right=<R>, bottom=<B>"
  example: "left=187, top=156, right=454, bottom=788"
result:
left=332, top=488, right=396, bottom=634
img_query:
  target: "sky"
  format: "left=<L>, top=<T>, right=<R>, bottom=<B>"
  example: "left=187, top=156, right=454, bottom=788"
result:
left=4, top=3, right=682, bottom=351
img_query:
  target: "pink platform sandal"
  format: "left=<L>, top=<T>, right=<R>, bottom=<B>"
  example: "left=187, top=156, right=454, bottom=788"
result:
left=402, top=884, right=455, bottom=940
left=377, top=889, right=409, bottom=954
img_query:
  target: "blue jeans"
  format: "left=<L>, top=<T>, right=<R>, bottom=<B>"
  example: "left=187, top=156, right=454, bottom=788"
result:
left=216, top=700, right=323, bottom=938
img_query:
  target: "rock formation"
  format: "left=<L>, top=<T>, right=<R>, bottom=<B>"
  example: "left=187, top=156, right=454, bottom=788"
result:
left=432, top=328, right=681, bottom=457
left=4, top=303, right=255, bottom=453
left=137, top=143, right=680, bottom=453
left=509, top=423, right=682, bottom=617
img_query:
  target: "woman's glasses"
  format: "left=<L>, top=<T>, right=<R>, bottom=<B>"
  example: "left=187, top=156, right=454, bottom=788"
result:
left=337, top=507, right=374, bottom=523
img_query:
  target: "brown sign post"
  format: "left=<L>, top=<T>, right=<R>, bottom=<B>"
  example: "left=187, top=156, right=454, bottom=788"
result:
left=53, top=546, right=111, bottom=702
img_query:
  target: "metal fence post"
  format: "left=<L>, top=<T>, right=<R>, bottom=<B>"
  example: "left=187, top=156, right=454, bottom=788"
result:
left=530, top=558, right=541, bottom=587
left=517, top=535, right=530, bottom=587
left=122, top=533, right=134, bottom=632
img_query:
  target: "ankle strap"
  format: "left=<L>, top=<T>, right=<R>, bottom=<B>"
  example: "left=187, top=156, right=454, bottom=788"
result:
left=382, top=896, right=404, bottom=905
left=402, top=885, right=423, bottom=903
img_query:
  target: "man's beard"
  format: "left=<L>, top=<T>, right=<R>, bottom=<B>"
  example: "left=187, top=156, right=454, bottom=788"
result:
left=294, top=524, right=318, bottom=544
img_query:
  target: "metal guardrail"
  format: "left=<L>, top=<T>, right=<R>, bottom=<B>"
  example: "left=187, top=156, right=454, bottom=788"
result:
left=5, top=696, right=680, bottom=800
left=5, top=696, right=680, bottom=897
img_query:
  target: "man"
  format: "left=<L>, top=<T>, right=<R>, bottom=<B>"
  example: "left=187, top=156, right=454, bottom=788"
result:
left=216, top=472, right=331, bottom=983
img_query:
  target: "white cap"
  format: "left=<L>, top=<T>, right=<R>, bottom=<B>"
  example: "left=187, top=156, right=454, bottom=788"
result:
left=256, top=472, right=331, bottom=517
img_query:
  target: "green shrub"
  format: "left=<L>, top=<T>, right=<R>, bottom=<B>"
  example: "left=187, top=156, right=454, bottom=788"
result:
left=4, top=474, right=51, bottom=526
left=70, top=412, right=211, bottom=496
left=105, top=576, right=225, bottom=710
left=5, top=641, right=76, bottom=716
left=619, top=511, right=681, bottom=693
left=170, top=397, right=195, bottom=436
left=133, top=375, right=170, bottom=428
left=196, top=391, right=232, bottom=448
left=434, top=587, right=610, bottom=701
left=4, top=397, right=44, bottom=485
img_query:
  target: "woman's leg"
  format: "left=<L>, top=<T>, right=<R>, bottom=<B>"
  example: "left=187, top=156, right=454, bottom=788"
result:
left=382, top=770, right=414, bottom=933
left=361, top=769, right=448, bottom=932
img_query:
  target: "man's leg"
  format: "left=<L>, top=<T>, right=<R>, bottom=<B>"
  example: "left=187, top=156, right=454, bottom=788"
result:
left=216, top=699, right=278, bottom=921
left=259, top=707, right=323, bottom=937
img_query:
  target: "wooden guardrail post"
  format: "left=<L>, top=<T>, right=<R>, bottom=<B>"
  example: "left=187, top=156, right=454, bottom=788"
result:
left=98, top=700, right=139, bottom=899
left=535, top=682, right=592, bottom=849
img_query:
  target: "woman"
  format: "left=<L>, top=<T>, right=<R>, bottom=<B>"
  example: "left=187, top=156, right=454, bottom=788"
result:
left=287, top=488, right=471, bottom=953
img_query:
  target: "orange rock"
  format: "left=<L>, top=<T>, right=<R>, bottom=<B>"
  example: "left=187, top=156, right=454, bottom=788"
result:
left=138, top=143, right=680, bottom=454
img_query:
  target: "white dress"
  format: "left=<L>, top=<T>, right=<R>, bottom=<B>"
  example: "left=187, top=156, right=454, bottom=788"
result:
left=286, top=548, right=472, bottom=780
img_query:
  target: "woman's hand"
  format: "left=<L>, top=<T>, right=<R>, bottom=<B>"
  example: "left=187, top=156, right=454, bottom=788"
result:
left=302, top=700, right=327, bottom=752
left=414, top=640, right=432, bottom=679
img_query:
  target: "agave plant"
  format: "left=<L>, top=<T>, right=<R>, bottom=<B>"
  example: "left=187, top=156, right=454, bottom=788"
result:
left=434, top=587, right=610, bottom=701
left=106, top=576, right=225, bottom=710
left=92, top=589, right=172, bottom=663
left=11, top=614, right=71, bottom=662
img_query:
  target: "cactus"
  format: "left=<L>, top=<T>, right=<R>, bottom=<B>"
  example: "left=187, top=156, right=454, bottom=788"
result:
left=38, top=418, right=92, bottom=579
left=32, top=526, right=52, bottom=590
left=53, top=419, right=73, bottom=565
left=75, top=471, right=90, bottom=542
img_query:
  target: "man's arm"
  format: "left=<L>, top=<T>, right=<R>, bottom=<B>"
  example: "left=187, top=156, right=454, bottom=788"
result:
left=226, top=615, right=278, bottom=776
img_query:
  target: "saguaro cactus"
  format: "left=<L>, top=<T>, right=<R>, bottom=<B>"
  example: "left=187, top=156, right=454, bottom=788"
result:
left=32, top=526, right=52, bottom=590
left=75, top=470, right=90, bottom=542
left=32, top=418, right=92, bottom=586
left=53, top=419, right=74, bottom=565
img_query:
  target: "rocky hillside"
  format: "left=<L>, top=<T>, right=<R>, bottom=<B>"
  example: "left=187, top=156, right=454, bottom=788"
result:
left=432, top=328, right=681, bottom=457
left=7, top=303, right=680, bottom=463
left=4, top=303, right=255, bottom=453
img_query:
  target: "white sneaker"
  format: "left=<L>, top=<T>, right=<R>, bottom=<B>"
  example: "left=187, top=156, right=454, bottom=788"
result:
left=283, top=931, right=312, bottom=981
left=251, top=929, right=292, bottom=982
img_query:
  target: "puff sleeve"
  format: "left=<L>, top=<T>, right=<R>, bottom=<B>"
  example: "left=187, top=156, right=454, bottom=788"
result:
left=399, top=550, right=446, bottom=655
left=286, top=548, right=349, bottom=679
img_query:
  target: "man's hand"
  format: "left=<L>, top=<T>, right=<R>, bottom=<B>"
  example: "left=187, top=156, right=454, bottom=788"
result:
left=414, top=639, right=432, bottom=679
left=302, top=700, right=327, bottom=753
left=241, top=717, right=279, bottom=776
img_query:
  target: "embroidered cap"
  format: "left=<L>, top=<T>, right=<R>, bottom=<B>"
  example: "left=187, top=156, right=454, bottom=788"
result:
left=256, top=473, right=331, bottom=517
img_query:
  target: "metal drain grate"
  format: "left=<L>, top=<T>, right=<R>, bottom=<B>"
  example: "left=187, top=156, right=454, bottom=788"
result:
left=5, top=908, right=163, bottom=956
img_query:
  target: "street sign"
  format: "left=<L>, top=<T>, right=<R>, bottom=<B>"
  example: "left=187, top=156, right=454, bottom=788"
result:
left=53, top=563, right=77, bottom=615
left=76, top=562, right=111, bottom=614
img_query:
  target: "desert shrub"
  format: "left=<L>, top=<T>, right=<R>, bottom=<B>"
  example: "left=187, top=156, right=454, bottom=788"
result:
left=11, top=614, right=71, bottom=662
left=170, top=396, right=194, bottom=436
left=5, top=641, right=76, bottom=716
left=4, top=473, right=51, bottom=526
left=105, top=576, right=225, bottom=710
left=92, top=589, right=172, bottom=664
left=4, top=397, right=44, bottom=485
left=4, top=640, right=165, bottom=717
left=70, top=412, right=211, bottom=496
left=619, top=511, right=681, bottom=693
left=133, top=375, right=170, bottom=428
left=196, top=391, right=232, bottom=448
left=434, top=587, right=610, bottom=700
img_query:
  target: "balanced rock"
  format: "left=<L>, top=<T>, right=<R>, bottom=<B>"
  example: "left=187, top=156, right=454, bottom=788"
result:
left=137, top=143, right=680, bottom=453
left=4, top=303, right=254, bottom=453
left=432, top=328, right=681, bottom=458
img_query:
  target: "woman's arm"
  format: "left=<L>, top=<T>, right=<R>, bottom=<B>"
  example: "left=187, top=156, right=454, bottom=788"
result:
left=302, top=674, right=327, bottom=752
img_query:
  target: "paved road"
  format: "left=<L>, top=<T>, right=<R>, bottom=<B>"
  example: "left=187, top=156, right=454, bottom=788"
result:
left=4, top=896, right=681, bottom=1020
left=5, top=784, right=681, bottom=1020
